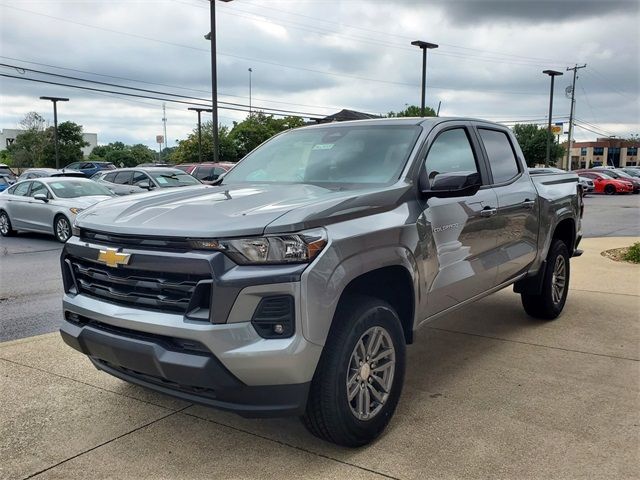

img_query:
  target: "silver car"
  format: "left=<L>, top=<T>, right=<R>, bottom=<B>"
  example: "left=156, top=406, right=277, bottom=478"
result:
left=0, top=177, right=114, bottom=242
left=95, top=167, right=202, bottom=195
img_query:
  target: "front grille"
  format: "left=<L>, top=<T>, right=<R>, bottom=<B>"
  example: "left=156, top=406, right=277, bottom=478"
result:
left=69, top=257, right=209, bottom=314
left=80, top=229, right=192, bottom=252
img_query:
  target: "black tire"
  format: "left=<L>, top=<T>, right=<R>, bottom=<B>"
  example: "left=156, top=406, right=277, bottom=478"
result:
left=0, top=210, right=16, bottom=237
left=54, top=215, right=72, bottom=243
left=604, top=184, right=616, bottom=195
left=521, top=239, right=570, bottom=320
left=302, top=295, right=406, bottom=447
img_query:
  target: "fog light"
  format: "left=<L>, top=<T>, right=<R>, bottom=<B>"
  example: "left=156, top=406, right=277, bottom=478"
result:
left=273, top=324, right=284, bottom=335
left=251, top=295, right=294, bottom=339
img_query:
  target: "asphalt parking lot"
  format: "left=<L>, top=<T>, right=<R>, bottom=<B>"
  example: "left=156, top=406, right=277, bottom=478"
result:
left=1, top=194, right=639, bottom=479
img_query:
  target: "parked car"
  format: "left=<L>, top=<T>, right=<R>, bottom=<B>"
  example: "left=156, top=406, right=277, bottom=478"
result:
left=137, top=162, right=172, bottom=168
left=17, top=168, right=86, bottom=181
left=0, top=174, right=12, bottom=192
left=528, top=167, right=594, bottom=196
left=64, top=161, right=116, bottom=178
left=95, top=167, right=201, bottom=195
left=576, top=170, right=634, bottom=194
left=60, top=117, right=583, bottom=446
left=579, top=169, right=639, bottom=194
left=191, top=162, right=234, bottom=185
left=578, top=176, right=595, bottom=195
left=0, top=164, right=17, bottom=184
left=620, top=168, right=640, bottom=177
left=0, top=178, right=114, bottom=242
left=175, top=163, right=197, bottom=174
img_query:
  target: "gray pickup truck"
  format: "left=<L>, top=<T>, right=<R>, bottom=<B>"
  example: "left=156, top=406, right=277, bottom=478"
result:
left=59, top=118, right=582, bottom=446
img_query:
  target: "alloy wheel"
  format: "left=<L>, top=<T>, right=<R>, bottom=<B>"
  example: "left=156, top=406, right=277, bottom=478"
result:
left=551, top=255, right=566, bottom=305
left=56, top=218, right=71, bottom=242
left=346, top=326, right=396, bottom=421
left=0, top=213, right=8, bottom=235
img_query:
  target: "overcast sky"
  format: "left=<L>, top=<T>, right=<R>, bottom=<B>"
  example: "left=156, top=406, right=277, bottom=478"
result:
left=1, top=0, right=638, bottom=149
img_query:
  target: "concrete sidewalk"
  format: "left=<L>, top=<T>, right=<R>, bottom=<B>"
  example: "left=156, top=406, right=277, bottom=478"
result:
left=1, top=237, right=638, bottom=480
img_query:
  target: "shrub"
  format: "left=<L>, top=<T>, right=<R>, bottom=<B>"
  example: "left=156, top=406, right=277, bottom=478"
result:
left=623, top=242, right=640, bottom=263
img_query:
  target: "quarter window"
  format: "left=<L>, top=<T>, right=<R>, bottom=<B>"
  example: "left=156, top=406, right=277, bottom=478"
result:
left=478, top=129, right=520, bottom=184
left=424, top=128, right=479, bottom=184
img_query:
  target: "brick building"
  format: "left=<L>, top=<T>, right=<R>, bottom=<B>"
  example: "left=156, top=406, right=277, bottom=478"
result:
left=570, top=138, right=639, bottom=168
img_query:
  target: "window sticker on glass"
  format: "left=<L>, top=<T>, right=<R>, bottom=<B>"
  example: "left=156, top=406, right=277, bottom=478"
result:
left=312, top=143, right=334, bottom=150
left=51, top=183, right=66, bottom=189
left=156, top=177, right=168, bottom=184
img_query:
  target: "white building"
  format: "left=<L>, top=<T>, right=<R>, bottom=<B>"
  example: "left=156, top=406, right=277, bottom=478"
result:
left=0, top=128, right=97, bottom=157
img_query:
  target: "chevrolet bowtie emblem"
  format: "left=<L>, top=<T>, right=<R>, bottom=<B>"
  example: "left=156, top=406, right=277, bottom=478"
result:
left=97, top=248, right=131, bottom=268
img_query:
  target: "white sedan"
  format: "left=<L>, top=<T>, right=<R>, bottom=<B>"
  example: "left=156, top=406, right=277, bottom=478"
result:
left=0, top=177, right=114, bottom=242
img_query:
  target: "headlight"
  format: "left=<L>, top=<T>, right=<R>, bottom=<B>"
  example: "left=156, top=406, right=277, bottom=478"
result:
left=71, top=218, right=80, bottom=237
left=189, top=228, right=327, bottom=265
left=69, top=207, right=84, bottom=215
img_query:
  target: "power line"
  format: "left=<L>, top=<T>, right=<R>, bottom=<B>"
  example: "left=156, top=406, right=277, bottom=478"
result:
left=0, top=73, right=326, bottom=119
left=0, top=64, right=333, bottom=117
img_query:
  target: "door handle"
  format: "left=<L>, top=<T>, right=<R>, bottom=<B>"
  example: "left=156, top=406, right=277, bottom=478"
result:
left=480, top=207, right=497, bottom=217
left=521, top=199, right=535, bottom=209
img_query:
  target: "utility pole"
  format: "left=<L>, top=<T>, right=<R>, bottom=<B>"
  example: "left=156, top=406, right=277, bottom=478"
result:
left=162, top=103, right=168, bottom=151
left=543, top=70, right=563, bottom=167
left=188, top=107, right=213, bottom=163
left=565, top=64, right=587, bottom=170
left=40, top=96, right=69, bottom=169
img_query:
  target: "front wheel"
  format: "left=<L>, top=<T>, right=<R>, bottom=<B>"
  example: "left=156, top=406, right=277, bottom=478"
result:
left=54, top=215, right=72, bottom=243
left=0, top=210, right=16, bottom=237
left=521, top=239, right=570, bottom=320
left=604, top=184, right=616, bottom=195
left=302, top=295, right=406, bottom=447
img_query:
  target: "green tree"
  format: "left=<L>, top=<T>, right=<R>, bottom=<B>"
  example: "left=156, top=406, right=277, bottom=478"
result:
left=229, top=113, right=305, bottom=159
left=387, top=105, right=436, bottom=117
left=512, top=123, right=565, bottom=167
left=5, top=112, right=48, bottom=168
left=172, top=122, right=237, bottom=164
left=89, top=142, right=156, bottom=167
left=43, top=122, right=89, bottom=168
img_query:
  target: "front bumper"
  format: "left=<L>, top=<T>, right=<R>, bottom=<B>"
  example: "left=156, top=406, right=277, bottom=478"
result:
left=60, top=314, right=313, bottom=417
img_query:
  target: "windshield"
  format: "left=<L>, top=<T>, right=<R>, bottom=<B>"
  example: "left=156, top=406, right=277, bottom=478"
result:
left=148, top=170, right=201, bottom=187
left=598, top=173, right=614, bottom=179
left=49, top=180, right=113, bottom=198
left=223, top=125, right=421, bottom=187
left=615, top=170, right=633, bottom=179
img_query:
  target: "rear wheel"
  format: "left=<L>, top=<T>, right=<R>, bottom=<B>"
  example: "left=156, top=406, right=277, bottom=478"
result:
left=54, top=215, right=72, bottom=243
left=604, top=184, right=616, bottom=195
left=302, top=295, right=406, bottom=447
left=0, top=210, right=16, bottom=237
left=521, top=239, right=570, bottom=320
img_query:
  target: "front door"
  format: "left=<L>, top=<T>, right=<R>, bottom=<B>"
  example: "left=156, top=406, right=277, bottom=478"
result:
left=418, top=124, right=500, bottom=318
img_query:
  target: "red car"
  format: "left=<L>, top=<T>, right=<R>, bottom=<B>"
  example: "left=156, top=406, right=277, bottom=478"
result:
left=175, top=163, right=197, bottom=174
left=183, top=162, right=234, bottom=185
left=576, top=170, right=634, bottom=195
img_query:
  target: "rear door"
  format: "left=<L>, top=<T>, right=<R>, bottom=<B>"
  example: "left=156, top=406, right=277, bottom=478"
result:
left=6, top=181, right=32, bottom=228
left=474, top=125, right=538, bottom=284
left=419, top=122, right=500, bottom=317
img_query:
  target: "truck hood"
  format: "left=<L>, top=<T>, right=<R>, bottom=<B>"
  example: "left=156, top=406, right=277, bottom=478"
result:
left=76, top=183, right=409, bottom=238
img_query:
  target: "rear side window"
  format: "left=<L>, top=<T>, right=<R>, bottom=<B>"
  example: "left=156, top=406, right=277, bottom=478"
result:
left=478, top=129, right=520, bottom=184
left=10, top=181, right=31, bottom=196
left=424, top=128, right=479, bottom=182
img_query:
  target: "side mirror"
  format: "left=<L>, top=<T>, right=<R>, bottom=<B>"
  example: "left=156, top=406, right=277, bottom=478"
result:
left=421, top=171, right=481, bottom=199
left=136, top=180, right=153, bottom=190
left=33, top=193, right=49, bottom=202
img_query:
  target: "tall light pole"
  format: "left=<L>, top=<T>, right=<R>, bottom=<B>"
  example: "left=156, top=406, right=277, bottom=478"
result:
left=204, top=0, right=233, bottom=163
left=410, top=40, right=438, bottom=116
left=248, top=67, right=253, bottom=115
left=543, top=70, right=563, bottom=167
left=188, top=107, right=213, bottom=163
left=40, top=96, right=69, bottom=169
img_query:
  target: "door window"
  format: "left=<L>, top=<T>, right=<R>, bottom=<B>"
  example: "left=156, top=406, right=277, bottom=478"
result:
left=195, top=167, right=214, bottom=181
left=29, top=182, right=49, bottom=198
left=132, top=171, right=149, bottom=184
left=80, top=162, right=94, bottom=170
left=478, top=129, right=520, bottom=184
left=9, top=182, right=31, bottom=196
left=113, top=171, right=133, bottom=185
left=103, top=172, right=117, bottom=183
left=425, top=128, right=479, bottom=184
